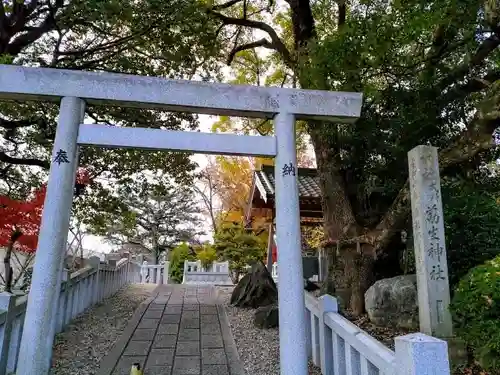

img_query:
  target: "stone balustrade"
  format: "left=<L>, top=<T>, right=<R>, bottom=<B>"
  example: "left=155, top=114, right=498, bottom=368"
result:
left=304, top=292, right=450, bottom=375
left=0, top=257, right=131, bottom=375
left=182, top=260, right=233, bottom=285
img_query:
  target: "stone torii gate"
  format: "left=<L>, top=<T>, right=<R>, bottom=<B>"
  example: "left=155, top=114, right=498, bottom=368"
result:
left=0, top=65, right=362, bottom=375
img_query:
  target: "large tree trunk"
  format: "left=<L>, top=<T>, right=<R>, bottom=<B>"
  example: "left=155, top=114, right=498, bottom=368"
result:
left=309, top=125, right=376, bottom=315
left=342, top=245, right=376, bottom=316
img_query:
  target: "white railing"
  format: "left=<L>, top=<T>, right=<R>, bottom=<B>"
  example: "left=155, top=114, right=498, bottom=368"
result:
left=304, top=293, right=450, bottom=375
left=132, top=262, right=169, bottom=284
left=0, top=257, right=131, bottom=375
left=182, top=260, right=233, bottom=285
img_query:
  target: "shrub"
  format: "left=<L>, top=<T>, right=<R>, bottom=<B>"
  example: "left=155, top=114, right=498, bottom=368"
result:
left=168, top=243, right=195, bottom=283
left=441, top=178, right=500, bottom=290
left=213, top=223, right=265, bottom=282
left=449, top=255, right=500, bottom=372
left=196, top=246, right=217, bottom=269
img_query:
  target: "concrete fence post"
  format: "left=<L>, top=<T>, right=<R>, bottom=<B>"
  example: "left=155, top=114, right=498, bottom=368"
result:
left=126, top=254, right=131, bottom=284
left=112, top=266, right=117, bottom=293
left=107, top=260, right=116, bottom=293
left=76, top=278, right=83, bottom=315
left=89, top=257, right=100, bottom=305
left=109, top=268, right=113, bottom=295
left=71, top=276, right=80, bottom=318
left=318, top=295, right=338, bottom=375
left=104, top=268, right=109, bottom=299
left=304, top=306, right=312, bottom=359
left=110, top=268, right=114, bottom=295
left=120, top=265, right=123, bottom=288
left=63, top=270, right=73, bottom=326
left=182, top=260, right=188, bottom=284
left=119, top=266, right=123, bottom=288
left=67, top=276, right=77, bottom=324
left=104, top=269, right=109, bottom=299
left=6, top=305, right=23, bottom=374
left=395, top=333, right=450, bottom=375
left=163, top=261, right=170, bottom=284
left=112, top=267, right=117, bottom=292
left=0, top=292, right=14, bottom=375
left=117, top=264, right=122, bottom=290
left=56, top=269, right=69, bottom=333
left=99, top=268, right=104, bottom=299
left=83, top=276, right=90, bottom=312
left=140, top=264, right=146, bottom=284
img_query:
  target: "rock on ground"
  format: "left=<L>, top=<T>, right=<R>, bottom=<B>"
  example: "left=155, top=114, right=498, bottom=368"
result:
left=364, top=274, right=418, bottom=330
left=254, top=303, right=279, bottom=329
left=50, top=284, right=156, bottom=375
left=231, top=262, right=277, bottom=308
left=217, top=286, right=321, bottom=375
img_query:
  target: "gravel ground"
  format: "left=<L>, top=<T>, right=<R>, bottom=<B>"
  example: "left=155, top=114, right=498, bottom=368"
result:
left=217, top=286, right=321, bottom=375
left=50, top=283, right=156, bottom=375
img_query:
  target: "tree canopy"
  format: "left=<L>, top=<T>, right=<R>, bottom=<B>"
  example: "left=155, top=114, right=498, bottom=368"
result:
left=0, top=0, right=222, bottom=214
left=206, top=0, right=500, bottom=314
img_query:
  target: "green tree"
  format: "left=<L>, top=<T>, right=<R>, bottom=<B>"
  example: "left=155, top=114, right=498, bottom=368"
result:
left=213, top=223, right=266, bottom=282
left=207, top=0, right=500, bottom=315
left=169, top=242, right=196, bottom=283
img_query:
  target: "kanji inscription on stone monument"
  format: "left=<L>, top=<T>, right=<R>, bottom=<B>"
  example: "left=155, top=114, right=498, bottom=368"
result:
left=408, top=145, right=453, bottom=338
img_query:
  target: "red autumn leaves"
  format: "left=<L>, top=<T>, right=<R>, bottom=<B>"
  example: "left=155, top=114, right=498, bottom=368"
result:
left=0, top=186, right=46, bottom=252
left=0, top=167, right=91, bottom=253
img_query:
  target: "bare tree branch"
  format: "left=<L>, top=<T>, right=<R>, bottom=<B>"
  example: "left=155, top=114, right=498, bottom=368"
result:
left=5, top=0, right=64, bottom=57
left=0, top=151, right=49, bottom=169
left=436, top=32, right=500, bottom=91
left=6, top=18, right=55, bottom=56
left=0, top=117, right=47, bottom=130
left=194, top=166, right=220, bottom=233
left=57, top=32, right=142, bottom=57
left=441, top=69, right=500, bottom=103
left=227, top=38, right=274, bottom=65
left=210, top=10, right=294, bottom=67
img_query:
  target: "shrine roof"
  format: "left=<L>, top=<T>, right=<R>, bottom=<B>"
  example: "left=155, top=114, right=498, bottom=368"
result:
left=246, top=165, right=323, bottom=221
left=254, top=165, right=321, bottom=201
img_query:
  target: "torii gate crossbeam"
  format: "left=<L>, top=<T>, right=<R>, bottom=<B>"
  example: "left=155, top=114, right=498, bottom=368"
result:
left=0, top=65, right=362, bottom=375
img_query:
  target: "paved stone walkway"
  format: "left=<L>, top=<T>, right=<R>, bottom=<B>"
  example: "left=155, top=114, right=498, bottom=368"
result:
left=97, top=285, right=244, bottom=375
